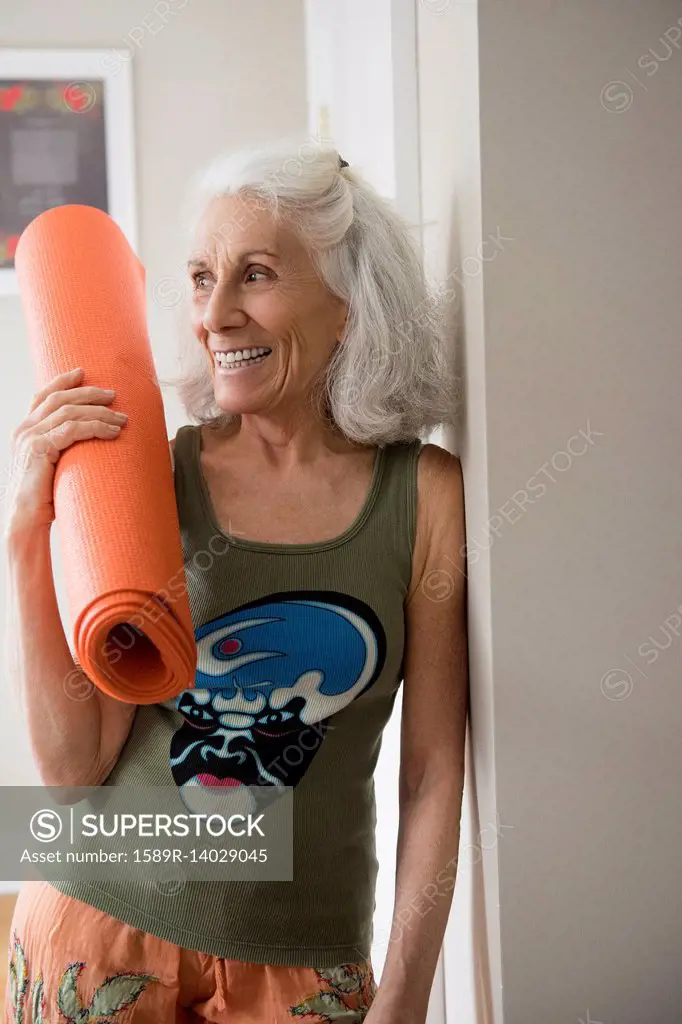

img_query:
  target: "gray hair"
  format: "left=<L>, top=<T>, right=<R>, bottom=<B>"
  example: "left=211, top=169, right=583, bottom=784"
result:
left=168, top=137, right=458, bottom=446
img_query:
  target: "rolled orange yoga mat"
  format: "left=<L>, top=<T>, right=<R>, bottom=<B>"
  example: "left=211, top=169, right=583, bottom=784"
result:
left=15, top=204, right=196, bottom=704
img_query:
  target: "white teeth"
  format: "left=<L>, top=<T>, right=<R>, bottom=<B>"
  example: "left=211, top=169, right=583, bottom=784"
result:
left=214, top=347, right=271, bottom=368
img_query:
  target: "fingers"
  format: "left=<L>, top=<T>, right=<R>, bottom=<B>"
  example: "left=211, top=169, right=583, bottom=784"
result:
left=29, top=367, right=84, bottom=413
left=42, top=403, right=128, bottom=432
left=27, top=385, right=119, bottom=429
left=26, top=418, right=125, bottom=464
left=15, top=373, right=128, bottom=465
left=29, top=402, right=128, bottom=462
left=7, top=371, right=127, bottom=528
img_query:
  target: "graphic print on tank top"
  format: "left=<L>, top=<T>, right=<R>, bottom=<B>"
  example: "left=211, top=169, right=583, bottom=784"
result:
left=169, top=591, right=387, bottom=808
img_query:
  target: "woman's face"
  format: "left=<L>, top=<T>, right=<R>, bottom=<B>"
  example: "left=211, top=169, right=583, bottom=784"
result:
left=188, top=193, right=347, bottom=418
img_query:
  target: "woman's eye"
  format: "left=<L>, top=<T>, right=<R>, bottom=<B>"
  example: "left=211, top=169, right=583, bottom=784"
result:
left=245, top=267, right=270, bottom=283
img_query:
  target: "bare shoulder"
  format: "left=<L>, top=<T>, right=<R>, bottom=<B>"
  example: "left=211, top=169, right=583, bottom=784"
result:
left=406, top=442, right=465, bottom=605
left=415, top=442, right=464, bottom=526
left=416, top=441, right=462, bottom=491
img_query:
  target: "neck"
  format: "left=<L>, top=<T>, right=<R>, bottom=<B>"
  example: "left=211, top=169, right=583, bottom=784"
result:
left=212, top=407, right=364, bottom=470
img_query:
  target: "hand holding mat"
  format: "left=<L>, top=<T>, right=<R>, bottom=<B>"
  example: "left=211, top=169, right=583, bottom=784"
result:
left=15, top=204, right=196, bottom=704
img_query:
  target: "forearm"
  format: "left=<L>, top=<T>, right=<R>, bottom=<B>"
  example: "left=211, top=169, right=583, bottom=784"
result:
left=372, top=775, right=463, bottom=1023
left=5, top=523, right=105, bottom=786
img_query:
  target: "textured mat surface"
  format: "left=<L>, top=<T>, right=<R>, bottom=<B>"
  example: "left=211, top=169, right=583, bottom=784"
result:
left=15, top=205, right=196, bottom=704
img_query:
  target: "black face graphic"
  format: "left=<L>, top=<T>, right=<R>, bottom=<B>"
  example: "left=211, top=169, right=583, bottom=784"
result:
left=171, top=691, right=324, bottom=790
left=169, top=592, right=386, bottom=801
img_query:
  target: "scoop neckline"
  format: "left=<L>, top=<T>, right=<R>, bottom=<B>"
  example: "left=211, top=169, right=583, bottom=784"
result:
left=190, top=425, right=387, bottom=554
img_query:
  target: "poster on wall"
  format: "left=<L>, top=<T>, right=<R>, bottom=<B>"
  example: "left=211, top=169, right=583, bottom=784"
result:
left=0, top=49, right=136, bottom=295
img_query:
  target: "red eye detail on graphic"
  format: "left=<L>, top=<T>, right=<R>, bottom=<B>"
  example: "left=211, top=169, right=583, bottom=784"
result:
left=219, top=638, right=242, bottom=655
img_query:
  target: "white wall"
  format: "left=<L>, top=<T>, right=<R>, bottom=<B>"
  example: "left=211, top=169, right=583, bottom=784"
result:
left=417, top=4, right=497, bottom=1022
left=0, top=0, right=308, bottom=782
left=419, top=1, right=682, bottom=1021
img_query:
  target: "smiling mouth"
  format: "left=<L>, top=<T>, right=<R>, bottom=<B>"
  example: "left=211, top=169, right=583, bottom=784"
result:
left=214, top=347, right=272, bottom=370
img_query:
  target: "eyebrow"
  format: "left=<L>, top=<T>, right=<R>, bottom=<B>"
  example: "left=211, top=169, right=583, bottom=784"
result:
left=185, top=249, right=279, bottom=270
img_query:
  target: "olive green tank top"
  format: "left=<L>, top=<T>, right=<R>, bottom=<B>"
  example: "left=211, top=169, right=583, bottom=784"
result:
left=50, top=424, right=423, bottom=967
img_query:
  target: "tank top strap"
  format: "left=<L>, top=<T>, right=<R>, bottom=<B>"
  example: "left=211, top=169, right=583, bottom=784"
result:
left=367, top=437, right=424, bottom=588
left=171, top=423, right=203, bottom=533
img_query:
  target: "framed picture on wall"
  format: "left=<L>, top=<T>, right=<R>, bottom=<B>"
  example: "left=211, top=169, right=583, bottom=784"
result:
left=0, top=48, right=137, bottom=295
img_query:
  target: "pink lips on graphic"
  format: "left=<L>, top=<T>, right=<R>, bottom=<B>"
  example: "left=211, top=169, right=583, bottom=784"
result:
left=196, top=774, right=242, bottom=787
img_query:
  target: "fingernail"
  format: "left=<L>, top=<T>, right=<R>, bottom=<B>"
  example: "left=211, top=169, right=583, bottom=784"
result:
left=108, top=424, right=121, bottom=432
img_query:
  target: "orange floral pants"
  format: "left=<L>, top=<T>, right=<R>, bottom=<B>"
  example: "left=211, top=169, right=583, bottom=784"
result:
left=5, top=882, right=377, bottom=1023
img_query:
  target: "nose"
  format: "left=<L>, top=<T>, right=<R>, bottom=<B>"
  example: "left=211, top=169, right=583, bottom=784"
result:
left=201, top=278, right=249, bottom=337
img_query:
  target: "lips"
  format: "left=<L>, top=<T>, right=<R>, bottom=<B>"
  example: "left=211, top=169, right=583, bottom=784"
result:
left=196, top=773, right=242, bottom=787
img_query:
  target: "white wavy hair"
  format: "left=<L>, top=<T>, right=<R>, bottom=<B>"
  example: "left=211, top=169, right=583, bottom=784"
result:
left=168, top=137, right=458, bottom=446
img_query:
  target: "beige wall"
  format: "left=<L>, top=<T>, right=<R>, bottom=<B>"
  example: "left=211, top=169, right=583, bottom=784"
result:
left=0, top=1, right=307, bottom=783
left=419, top=1, right=682, bottom=1021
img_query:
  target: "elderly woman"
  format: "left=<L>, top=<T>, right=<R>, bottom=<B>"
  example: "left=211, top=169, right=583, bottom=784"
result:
left=5, top=141, right=468, bottom=1024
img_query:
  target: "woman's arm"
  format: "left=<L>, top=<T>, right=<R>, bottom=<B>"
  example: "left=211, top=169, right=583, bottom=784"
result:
left=5, top=523, right=137, bottom=787
left=2, top=368, right=139, bottom=788
left=368, top=444, right=468, bottom=1024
